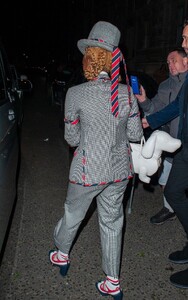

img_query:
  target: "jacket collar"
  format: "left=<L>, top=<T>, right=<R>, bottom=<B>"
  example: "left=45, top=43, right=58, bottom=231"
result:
left=169, top=70, right=188, bottom=83
left=97, top=71, right=110, bottom=80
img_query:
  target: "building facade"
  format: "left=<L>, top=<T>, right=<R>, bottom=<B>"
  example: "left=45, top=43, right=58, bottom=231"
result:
left=122, top=0, right=188, bottom=81
left=72, top=0, right=188, bottom=82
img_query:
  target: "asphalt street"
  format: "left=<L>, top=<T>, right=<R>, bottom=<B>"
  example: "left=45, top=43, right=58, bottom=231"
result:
left=0, top=75, right=188, bottom=300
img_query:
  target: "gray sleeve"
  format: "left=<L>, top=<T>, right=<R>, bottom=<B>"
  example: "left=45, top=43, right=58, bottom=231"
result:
left=138, top=97, right=154, bottom=115
left=64, top=88, right=80, bottom=147
left=139, top=80, right=170, bottom=116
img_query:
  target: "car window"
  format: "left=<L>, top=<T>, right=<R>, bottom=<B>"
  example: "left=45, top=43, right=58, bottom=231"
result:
left=0, top=42, right=13, bottom=91
left=0, top=65, right=6, bottom=102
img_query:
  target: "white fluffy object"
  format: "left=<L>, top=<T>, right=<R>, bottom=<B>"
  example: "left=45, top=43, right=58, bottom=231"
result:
left=130, top=130, right=181, bottom=183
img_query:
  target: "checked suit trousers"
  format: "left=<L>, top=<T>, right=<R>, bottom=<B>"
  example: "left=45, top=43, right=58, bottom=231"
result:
left=53, top=181, right=128, bottom=277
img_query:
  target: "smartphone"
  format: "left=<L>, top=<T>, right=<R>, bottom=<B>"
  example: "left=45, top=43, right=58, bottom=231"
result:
left=130, top=75, right=141, bottom=94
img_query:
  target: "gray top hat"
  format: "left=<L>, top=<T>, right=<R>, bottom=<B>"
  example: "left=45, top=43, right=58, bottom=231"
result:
left=77, top=21, right=121, bottom=54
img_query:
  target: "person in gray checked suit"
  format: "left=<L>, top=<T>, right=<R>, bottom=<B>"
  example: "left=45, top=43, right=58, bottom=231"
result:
left=135, top=48, right=188, bottom=225
left=49, top=21, right=143, bottom=300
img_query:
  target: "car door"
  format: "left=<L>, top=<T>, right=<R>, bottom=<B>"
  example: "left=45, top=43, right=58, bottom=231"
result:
left=0, top=48, right=19, bottom=253
left=10, top=65, right=24, bottom=127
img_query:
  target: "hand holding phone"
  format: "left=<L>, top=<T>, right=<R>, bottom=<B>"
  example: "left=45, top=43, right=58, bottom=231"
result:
left=130, top=75, right=141, bottom=94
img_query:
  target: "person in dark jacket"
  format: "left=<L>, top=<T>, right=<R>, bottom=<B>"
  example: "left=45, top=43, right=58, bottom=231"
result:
left=136, top=48, right=187, bottom=225
left=141, top=20, right=188, bottom=289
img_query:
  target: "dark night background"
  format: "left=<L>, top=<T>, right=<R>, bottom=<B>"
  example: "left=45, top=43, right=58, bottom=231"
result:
left=1, top=0, right=188, bottom=80
left=1, top=1, right=82, bottom=65
left=1, top=0, right=123, bottom=67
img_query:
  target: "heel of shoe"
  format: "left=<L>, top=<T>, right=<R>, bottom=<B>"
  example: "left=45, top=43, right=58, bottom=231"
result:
left=49, top=249, right=70, bottom=277
left=95, top=282, right=123, bottom=300
left=59, top=263, right=70, bottom=276
left=113, top=290, right=123, bottom=300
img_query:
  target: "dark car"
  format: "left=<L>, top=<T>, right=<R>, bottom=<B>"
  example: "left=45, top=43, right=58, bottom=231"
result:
left=10, top=65, right=33, bottom=127
left=0, top=42, right=21, bottom=258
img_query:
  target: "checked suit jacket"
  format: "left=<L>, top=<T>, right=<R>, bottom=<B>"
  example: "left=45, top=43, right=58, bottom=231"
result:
left=64, top=72, right=143, bottom=186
